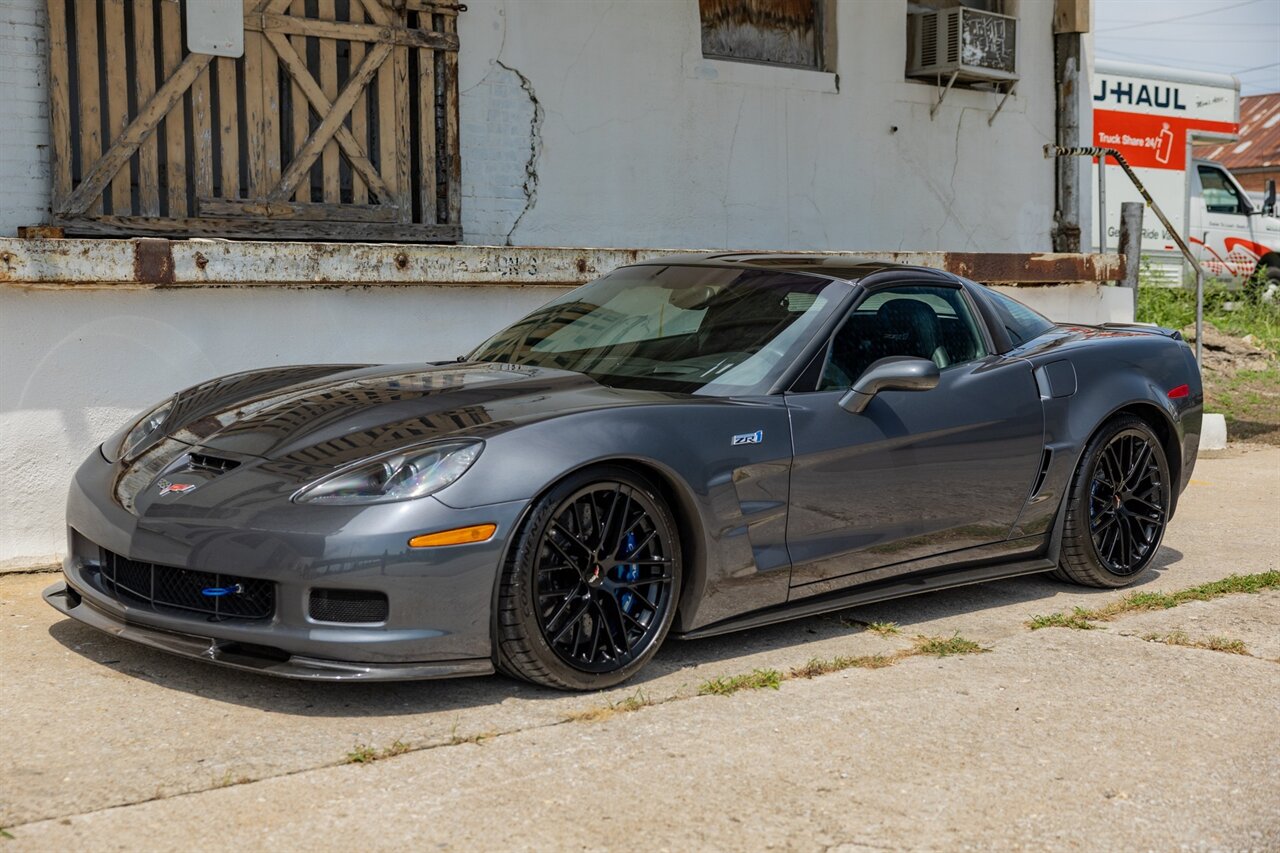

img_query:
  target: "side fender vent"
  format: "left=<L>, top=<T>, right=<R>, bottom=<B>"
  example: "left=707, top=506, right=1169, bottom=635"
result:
left=1029, top=449, right=1053, bottom=499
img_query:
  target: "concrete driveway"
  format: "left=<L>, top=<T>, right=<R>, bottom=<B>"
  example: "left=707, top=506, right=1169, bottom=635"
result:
left=2, top=446, right=1278, bottom=851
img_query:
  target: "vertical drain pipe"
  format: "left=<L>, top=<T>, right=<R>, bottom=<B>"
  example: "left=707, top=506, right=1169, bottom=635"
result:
left=1044, top=145, right=1205, bottom=362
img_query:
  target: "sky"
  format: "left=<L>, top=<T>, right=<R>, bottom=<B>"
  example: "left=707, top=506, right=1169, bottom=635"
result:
left=1093, top=0, right=1280, bottom=96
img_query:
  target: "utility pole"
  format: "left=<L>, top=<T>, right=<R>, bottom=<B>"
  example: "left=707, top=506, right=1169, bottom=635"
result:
left=1051, top=0, right=1090, bottom=252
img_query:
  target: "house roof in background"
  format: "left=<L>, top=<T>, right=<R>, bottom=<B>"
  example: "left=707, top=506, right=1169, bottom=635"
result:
left=1196, top=92, right=1280, bottom=172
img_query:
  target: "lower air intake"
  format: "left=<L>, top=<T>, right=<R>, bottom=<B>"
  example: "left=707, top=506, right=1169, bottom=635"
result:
left=309, top=589, right=389, bottom=624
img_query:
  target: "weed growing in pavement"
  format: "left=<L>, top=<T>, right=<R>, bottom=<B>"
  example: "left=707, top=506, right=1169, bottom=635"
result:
left=1026, top=572, right=1280, bottom=630
left=790, top=654, right=897, bottom=678
left=214, top=769, right=253, bottom=788
left=914, top=633, right=988, bottom=657
left=564, top=689, right=654, bottom=723
left=838, top=617, right=903, bottom=635
left=698, top=668, right=783, bottom=696
left=345, top=740, right=411, bottom=764
left=1141, top=631, right=1250, bottom=655
left=1027, top=608, right=1097, bottom=630
left=721, top=634, right=990, bottom=686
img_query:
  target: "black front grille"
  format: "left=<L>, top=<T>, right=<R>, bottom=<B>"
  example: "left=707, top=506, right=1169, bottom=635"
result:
left=99, top=551, right=274, bottom=620
left=309, top=589, right=389, bottom=624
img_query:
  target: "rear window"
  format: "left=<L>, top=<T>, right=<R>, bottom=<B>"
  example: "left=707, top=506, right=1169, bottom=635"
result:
left=987, top=290, right=1055, bottom=346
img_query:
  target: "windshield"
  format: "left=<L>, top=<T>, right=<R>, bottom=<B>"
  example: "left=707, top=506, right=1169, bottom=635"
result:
left=468, top=264, right=849, bottom=394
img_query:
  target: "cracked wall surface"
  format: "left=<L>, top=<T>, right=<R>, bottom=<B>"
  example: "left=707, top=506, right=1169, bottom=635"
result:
left=454, top=0, right=1071, bottom=252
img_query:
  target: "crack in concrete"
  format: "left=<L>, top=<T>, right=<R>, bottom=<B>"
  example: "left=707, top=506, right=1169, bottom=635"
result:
left=496, top=60, right=544, bottom=247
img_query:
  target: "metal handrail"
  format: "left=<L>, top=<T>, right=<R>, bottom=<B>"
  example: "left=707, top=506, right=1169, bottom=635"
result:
left=1044, top=144, right=1205, bottom=361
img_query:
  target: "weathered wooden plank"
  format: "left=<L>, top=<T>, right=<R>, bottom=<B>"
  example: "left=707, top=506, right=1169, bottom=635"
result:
left=131, top=0, right=160, bottom=215
left=46, top=0, right=73, bottom=208
left=349, top=0, right=368, bottom=204
left=267, top=36, right=393, bottom=202
left=244, top=27, right=267, bottom=195
left=403, top=0, right=462, bottom=15
left=198, top=198, right=397, bottom=222
left=259, top=30, right=282, bottom=193
left=245, top=13, right=459, bottom=50
left=376, top=25, right=396, bottom=209
left=191, top=65, right=215, bottom=202
left=289, top=0, right=308, bottom=202
left=60, top=51, right=215, bottom=218
left=160, top=0, right=187, bottom=216
left=52, top=215, right=462, bottom=243
left=318, top=0, right=339, bottom=204
left=101, top=0, right=131, bottom=214
left=266, top=32, right=394, bottom=203
left=216, top=57, right=240, bottom=200
left=74, top=0, right=102, bottom=215
left=443, top=11, right=460, bottom=226
left=417, top=37, right=436, bottom=224
left=393, top=43, right=411, bottom=222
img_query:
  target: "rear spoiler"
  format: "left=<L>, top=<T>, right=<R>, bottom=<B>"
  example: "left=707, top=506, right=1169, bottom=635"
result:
left=1097, top=322, right=1184, bottom=341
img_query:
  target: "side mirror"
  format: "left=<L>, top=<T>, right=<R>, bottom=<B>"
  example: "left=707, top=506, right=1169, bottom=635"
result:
left=1264, top=179, right=1277, bottom=217
left=838, top=356, right=940, bottom=414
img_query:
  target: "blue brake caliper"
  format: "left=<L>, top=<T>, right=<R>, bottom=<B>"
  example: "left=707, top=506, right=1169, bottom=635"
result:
left=618, top=531, right=639, bottom=614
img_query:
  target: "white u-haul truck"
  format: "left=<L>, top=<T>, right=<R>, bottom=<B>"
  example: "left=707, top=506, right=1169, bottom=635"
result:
left=1090, top=59, right=1280, bottom=288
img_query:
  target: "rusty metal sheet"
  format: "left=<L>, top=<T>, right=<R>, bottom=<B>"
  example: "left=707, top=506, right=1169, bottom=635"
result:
left=0, top=238, right=1124, bottom=289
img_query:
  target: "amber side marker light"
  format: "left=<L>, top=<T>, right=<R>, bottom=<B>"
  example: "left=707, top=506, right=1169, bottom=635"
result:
left=408, top=524, right=498, bottom=548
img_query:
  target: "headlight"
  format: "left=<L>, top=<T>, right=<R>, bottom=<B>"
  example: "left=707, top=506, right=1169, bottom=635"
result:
left=294, top=441, right=483, bottom=505
left=118, top=398, right=176, bottom=461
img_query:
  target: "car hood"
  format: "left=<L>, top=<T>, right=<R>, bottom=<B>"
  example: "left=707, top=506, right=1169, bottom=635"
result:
left=163, top=362, right=667, bottom=466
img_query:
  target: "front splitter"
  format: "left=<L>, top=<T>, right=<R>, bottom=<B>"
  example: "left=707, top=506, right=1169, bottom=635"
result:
left=43, top=581, right=495, bottom=682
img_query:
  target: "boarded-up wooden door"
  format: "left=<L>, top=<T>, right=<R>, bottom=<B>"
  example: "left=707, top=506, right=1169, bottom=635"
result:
left=46, top=0, right=462, bottom=241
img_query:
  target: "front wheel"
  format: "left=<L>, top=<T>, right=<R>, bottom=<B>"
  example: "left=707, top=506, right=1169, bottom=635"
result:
left=495, top=466, right=682, bottom=690
left=1058, top=416, right=1171, bottom=588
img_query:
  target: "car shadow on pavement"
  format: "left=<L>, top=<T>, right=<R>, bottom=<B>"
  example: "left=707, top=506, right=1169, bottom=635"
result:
left=45, top=546, right=1183, bottom=717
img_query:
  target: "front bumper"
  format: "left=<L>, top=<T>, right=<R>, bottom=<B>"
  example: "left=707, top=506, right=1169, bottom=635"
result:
left=49, top=446, right=530, bottom=680
left=45, top=581, right=494, bottom=681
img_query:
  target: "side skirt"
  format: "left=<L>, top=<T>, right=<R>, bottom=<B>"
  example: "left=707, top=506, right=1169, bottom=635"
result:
left=674, top=556, right=1057, bottom=640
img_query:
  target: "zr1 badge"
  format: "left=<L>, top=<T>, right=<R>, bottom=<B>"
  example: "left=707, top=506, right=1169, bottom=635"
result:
left=732, top=430, right=764, bottom=446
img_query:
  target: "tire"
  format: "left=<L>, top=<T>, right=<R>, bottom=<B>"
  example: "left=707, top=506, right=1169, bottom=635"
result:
left=495, top=465, right=682, bottom=690
left=1057, top=415, right=1171, bottom=588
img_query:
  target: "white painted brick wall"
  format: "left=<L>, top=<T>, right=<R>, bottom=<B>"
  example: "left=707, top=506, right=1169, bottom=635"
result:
left=0, top=0, right=51, bottom=235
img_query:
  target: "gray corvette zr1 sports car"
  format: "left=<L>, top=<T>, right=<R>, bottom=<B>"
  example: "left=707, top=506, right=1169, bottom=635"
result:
left=45, top=255, right=1203, bottom=690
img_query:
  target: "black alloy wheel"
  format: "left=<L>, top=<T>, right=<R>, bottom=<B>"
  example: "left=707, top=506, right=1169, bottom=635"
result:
left=1088, top=430, right=1167, bottom=575
left=496, top=466, right=681, bottom=690
left=1058, top=415, right=1171, bottom=588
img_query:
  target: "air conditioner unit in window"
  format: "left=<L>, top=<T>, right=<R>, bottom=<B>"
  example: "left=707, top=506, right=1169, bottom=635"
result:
left=908, top=7, right=1019, bottom=84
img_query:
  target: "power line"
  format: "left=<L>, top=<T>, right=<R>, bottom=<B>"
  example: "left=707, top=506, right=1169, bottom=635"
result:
left=1097, top=0, right=1268, bottom=33
left=1233, top=62, right=1280, bottom=75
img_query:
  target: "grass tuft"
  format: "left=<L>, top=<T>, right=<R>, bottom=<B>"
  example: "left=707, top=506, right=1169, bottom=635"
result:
left=1027, top=608, right=1098, bottom=630
left=1142, top=631, right=1250, bottom=655
left=346, top=740, right=411, bottom=764
left=867, top=621, right=901, bottom=636
left=790, top=653, right=897, bottom=679
left=1026, top=572, right=1280, bottom=630
left=698, top=668, right=783, bottom=696
left=913, top=633, right=988, bottom=657
left=564, top=690, right=654, bottom=723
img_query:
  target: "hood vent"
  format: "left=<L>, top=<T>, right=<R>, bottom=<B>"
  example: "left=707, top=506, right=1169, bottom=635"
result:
left=187, top=452, right=242, bottom=474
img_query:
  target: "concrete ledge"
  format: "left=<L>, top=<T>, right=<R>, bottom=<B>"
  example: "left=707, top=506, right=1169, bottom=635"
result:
left=0, top=238, right=1123, bottom=290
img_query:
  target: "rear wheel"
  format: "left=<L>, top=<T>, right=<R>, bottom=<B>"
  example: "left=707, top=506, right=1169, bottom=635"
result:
left=1058, top=416, right=1170, bottom=588
left=495, top=466, right=681, bottom=690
